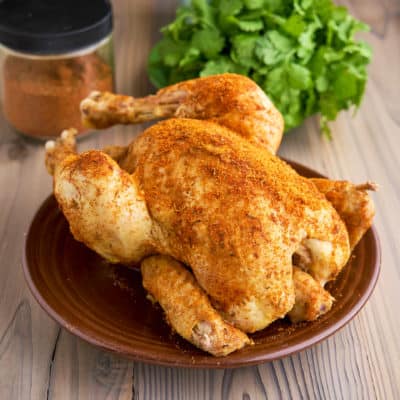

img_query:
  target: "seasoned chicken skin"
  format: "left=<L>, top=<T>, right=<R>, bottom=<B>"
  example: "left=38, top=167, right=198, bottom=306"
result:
left=141, top=255, right=251, bottom=356
left=45, top=120, right=350, bottom=334
left=80, top=73, right=284, bottom=154
left=45, top=74, right=376, bottom=355
left=78, top=74, right=376, bottom=325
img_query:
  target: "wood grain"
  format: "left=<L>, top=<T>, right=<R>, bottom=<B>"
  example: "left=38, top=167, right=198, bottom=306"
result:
left=0, top=0, right=399, bottom=399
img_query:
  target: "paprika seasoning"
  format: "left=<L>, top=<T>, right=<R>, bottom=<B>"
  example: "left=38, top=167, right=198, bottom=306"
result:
left=3, top=51, right=113, bottom=138
left=0, top=0, right=114, bottom=139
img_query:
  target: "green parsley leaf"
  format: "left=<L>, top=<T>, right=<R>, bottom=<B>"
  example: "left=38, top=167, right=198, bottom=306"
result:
left=332, top=68, right=359, bottom=102
left=192, top=0, right=215, bottom=27
left=157, top=37, right=188, bottom=67
left=219, top=0, right=243, bottom=17
left=283, top=14, right=306, bottom=37
left=235, top=19, right=264, bottom=32
left=244, top=0, right=265, bottom=10
left=263, top=66, right=286, bottom=97
left=316, top=75, right=329, bottom=92
left=191, top=29, right=225, bottom=58
left=287, top=63, right=312, bottom=90
left=268, top=30, right=294, bottom=51
left=200, top=57, right=248, bottom=76
left=231, top=34, right=260, bottom=68
left=255, top=36, right=284, bottom=66
left=263, top=0, right=288, bottom=13
left=179, top=47, right=201, bottom=68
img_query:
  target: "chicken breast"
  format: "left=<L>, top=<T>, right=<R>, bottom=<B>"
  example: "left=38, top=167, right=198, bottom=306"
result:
left=127, top=118, right=350, bottom=331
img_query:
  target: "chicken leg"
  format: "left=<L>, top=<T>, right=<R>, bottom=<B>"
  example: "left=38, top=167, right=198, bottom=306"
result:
left=80, top=73, right=284, bottom=154
left=141, top=255, right=252, bottom=356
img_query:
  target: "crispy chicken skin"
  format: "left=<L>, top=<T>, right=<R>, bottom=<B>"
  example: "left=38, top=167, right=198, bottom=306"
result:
left=141, top=255, right=251, bottom=356
left=81, top=74, right=374, bottom=319
left=78, top=74, right=376, bottom=326
left=80, top=73, right=284, bottom=154
left=46, top=120, right=350, bottom=333
left=45, top=74, right=377, bottom=355
left=128, top=119, right=350, bottom=331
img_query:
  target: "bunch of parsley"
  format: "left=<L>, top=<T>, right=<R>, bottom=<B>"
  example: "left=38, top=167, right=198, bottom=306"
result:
left=148, top=0, right=371, bottom=136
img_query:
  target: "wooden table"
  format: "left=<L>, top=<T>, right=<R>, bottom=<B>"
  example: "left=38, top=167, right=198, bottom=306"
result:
left=1, top=1, right=399, bottom=398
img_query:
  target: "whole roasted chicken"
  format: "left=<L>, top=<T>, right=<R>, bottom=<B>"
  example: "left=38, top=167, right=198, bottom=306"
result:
left=45, top=74, right=375, bottom=356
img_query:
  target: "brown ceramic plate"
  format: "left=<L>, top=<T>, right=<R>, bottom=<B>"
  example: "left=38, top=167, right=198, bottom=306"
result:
left=23, top=161, right=381, bottom=368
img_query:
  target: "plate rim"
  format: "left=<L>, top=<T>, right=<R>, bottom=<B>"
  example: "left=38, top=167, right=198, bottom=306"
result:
left=22, top=160, right=381, bottom=368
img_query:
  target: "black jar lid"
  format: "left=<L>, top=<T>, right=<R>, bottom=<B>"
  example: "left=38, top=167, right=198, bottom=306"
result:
left=0, top=0, right=113, bottom=55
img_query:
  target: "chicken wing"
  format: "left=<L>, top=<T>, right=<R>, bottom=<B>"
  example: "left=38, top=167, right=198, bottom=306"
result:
left=289, top=179, right=376, bottom=321
left=45, top=129, right=154, bottom=265
left=80, top=73, right=284, bottom=154
left=311, top=179, right=377, bottom=250
left=141, top=255, right=251, bottom=356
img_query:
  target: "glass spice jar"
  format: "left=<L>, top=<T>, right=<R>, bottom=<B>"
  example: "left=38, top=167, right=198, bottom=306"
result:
left=0, top=0, right=114, bottom=140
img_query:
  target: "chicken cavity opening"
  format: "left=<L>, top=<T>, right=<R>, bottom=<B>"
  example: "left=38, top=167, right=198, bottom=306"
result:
left=292, top=243, right=312, bottom=272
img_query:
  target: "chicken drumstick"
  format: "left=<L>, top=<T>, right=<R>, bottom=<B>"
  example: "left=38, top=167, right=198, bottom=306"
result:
left=80, top=73, right=284, bottom=154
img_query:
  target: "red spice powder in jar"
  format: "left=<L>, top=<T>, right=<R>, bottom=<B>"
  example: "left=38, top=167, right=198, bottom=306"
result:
left=0, top=0, right=114, bottom=139
left=3, top=53, right=113, bottom=138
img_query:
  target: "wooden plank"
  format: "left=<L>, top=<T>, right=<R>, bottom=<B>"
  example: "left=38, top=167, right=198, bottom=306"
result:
left=0, top=137, right=60, bottom=399
left=48, top=331, right=133, bottom=400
